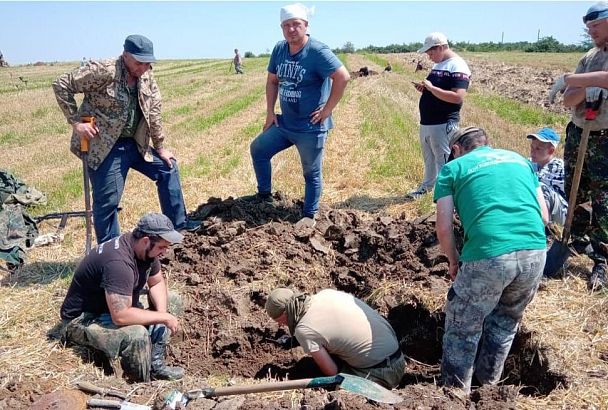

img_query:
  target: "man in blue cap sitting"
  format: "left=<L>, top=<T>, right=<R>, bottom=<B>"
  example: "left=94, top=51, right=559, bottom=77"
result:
left=53, top=35, right=198, bottom=246
left=526, top=127, right=567, bottom=227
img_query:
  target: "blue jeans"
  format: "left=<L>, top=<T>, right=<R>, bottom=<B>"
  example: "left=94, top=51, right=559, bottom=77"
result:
left=250, top=125, right=326, bottom=217
left=441, top=249, right=545, bottom=392
left=89, top=139, right=187, bottom=244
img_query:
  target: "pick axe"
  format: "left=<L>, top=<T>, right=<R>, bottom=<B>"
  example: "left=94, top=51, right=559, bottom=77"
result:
left=80, top=116, right=95, bottom=254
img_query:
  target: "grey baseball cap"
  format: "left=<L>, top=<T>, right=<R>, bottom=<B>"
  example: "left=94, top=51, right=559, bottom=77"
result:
left=124, top=34, right=156, bottom=63
left=136, top=213, right=183, bottom=244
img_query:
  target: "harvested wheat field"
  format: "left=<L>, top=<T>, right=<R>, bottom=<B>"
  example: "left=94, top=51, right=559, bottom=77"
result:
left=1, top=52, right=607, bottom=409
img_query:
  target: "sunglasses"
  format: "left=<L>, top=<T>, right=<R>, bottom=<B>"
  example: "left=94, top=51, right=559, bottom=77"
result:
left=583, top=9, right=608, bottom=23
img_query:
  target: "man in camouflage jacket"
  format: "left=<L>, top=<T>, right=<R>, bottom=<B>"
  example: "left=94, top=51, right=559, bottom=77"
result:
left=52, top=34, right=189, bottom=244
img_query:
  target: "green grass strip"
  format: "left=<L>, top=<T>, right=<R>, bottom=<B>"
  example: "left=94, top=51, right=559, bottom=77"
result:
left=187, top=85, right=264, bottom=132
left=181, top=119, right=262, bottom=179
left=469, top=92, right=568, bottom=127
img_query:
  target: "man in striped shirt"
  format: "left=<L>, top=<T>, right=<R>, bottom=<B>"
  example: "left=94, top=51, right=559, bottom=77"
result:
left=527, top=128, right=567, bottom=226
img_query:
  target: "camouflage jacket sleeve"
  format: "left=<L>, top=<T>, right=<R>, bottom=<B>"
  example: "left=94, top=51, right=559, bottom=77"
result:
left=52, top=61, right=115, bottom=125
left=146, top=71, right=165, bottom=149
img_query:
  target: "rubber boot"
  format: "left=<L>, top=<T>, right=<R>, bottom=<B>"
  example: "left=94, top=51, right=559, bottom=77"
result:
left=150, top=342, right=184, bottom=380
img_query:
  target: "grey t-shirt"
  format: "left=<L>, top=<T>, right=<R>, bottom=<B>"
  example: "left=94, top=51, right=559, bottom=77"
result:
left=294, top=289, right=399, bottom=368
left=572, top=47, right=608, bottom=130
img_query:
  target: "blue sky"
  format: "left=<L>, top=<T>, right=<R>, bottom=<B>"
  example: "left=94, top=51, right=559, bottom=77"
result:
left=0, top=1, right=591, bottom=65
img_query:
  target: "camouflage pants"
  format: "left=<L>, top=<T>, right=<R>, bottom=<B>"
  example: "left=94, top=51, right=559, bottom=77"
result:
left=62, top=313, right=169, bottom=382
left=342, top=352, right=406, bottom=389
left=61, top=291, right=182, bottom=382
left=441, top=249, right=545, bottom=393
left=565, top=122, right=608, bottom=261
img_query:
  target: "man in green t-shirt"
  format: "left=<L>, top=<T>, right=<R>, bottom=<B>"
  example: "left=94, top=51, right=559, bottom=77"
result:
left=434, top=127, right=548, bottom=393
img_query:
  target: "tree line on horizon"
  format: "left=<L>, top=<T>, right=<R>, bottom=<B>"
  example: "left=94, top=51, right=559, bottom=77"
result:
left=333, top=35, right=590, bottom=55
left=244, top=35, right=590, bottom=59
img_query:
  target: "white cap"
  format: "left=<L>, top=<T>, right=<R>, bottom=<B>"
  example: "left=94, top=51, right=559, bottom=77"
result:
left=280, top=3, right=314, bottom=23
left=417, top=32, right=449, bottom=53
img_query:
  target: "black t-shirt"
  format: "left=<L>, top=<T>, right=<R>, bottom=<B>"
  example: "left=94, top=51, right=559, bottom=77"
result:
left=60, top=233, right=161, bottom=320
left=419, top=56, right=471, bottom=125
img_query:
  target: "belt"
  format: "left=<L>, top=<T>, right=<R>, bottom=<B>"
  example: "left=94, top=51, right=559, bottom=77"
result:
left=574, top=125, right=608, bottom=136
left=361, top=348, right=403, bottom=370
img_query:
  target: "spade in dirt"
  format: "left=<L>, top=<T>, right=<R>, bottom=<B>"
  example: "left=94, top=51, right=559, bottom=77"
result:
left=544, top=96, right=602, bottom=278
left=164, top=373, right=403, bottom=408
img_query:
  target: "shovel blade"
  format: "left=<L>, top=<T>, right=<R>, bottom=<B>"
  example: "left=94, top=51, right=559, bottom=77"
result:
left=338, top=373, right=403, bottom=404
left=543, top=241, right=571, bottom=278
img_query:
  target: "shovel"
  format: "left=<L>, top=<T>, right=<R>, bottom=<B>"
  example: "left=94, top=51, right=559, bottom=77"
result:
left=75, top=381, right=150, bottom=410
left=80, top=116, right=95, bottom=254
left=544, top=96, right=602, bottom=277
left=164, top=373, right=403, bottom=408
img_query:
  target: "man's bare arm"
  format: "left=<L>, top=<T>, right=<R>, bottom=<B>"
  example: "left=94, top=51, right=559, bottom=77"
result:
left=105, top=291, right=179, bottom=333
left=310, top=346, right=339, bottom=376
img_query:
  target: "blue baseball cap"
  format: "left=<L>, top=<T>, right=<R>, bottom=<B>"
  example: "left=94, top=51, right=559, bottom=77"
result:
left=123, top=34, right=156, bottom=63
left=527, top=128, right=560, bottom=147
left=583, top=2, right=608, bottom=24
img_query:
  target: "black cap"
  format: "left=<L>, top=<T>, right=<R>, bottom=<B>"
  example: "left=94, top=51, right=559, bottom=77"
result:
left=136, top=213, right=183, bottom=244
left=124, top=34, right=156, bottom=63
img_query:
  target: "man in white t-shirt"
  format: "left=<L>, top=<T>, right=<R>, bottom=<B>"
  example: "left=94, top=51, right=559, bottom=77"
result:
left=265, top=288, right=405, bottom=388
left=408, top=32, right=471, bottom=200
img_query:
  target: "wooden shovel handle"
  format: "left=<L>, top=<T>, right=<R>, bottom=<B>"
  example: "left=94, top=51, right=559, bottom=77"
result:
left=80, top=115, right=95, bottom=153
left=561, top=123, right=590, bottom=245
left=204, top=375, right=341, bottom=397
left=80, top=135, right=89, bottom=153
left=87, top=398, right=121, bottom=408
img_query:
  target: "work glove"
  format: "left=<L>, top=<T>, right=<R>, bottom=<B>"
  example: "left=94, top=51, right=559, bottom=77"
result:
left=276, top=334, right=300, bottom=350
left=585, top=87, right=608, bottom=103
left=548, top=74, right=567, bottom=104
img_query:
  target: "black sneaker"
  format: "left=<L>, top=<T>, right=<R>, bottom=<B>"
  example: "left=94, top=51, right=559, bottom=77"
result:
left=238, top=192, right=273, bottom=204
left=588, top=263, right=608, bottom=291
left=182, top=219, right=201, bottom=232
left=405, top=188, right=428, bottom=200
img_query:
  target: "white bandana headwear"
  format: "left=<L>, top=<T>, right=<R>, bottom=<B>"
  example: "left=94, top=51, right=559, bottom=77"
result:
left=280, top=3, right=315, bottom=23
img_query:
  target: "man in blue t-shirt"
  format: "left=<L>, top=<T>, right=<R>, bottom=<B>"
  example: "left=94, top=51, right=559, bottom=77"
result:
left=434, top=127, right=548, bottom=393
left=409, top=32, right=471, bottom=200
left=247, top=3, right=350, bottom=228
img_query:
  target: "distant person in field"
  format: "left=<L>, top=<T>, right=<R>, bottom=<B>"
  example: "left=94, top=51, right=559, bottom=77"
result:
left=80, top=57, right=87, bottom=67
left=547, top=1, right=608, bottom=290
left=265, top=287, right=405, bottom=388
left=435, top=127, right=547, bottom=394
left=408, top=32, right=471, bottom=200
left=526, top=127, right=567, bottom=227
left=246, top=3, right=350, bottom=229
left=234, top=48, right=244, bottom=74
left=60, top=213, right=185, bottom=382
left=53, top=34, right=197, bottom=245
left=0, top=50, right=6, bottom=67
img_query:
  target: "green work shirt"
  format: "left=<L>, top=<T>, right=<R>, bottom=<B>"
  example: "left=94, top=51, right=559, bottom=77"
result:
left=119, top=83, right=142, bottom=139
left=434, top=146, right=546, bottom=261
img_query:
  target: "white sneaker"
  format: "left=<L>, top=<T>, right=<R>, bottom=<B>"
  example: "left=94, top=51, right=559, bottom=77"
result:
left=295, top=217, right=316, bottom=229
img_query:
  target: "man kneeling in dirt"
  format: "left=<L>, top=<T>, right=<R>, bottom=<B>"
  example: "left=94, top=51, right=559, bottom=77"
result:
left=265, top=288, right=404, bottom=389
left=60, top=213, right=184, bottom=382
left=435, top=127, right=548, bottom=394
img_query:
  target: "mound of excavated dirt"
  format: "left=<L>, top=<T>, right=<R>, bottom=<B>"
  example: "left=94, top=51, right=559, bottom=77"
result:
left=152, top=194, right=568, bottom=409
left=6, top=195, right=567, bottom=409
